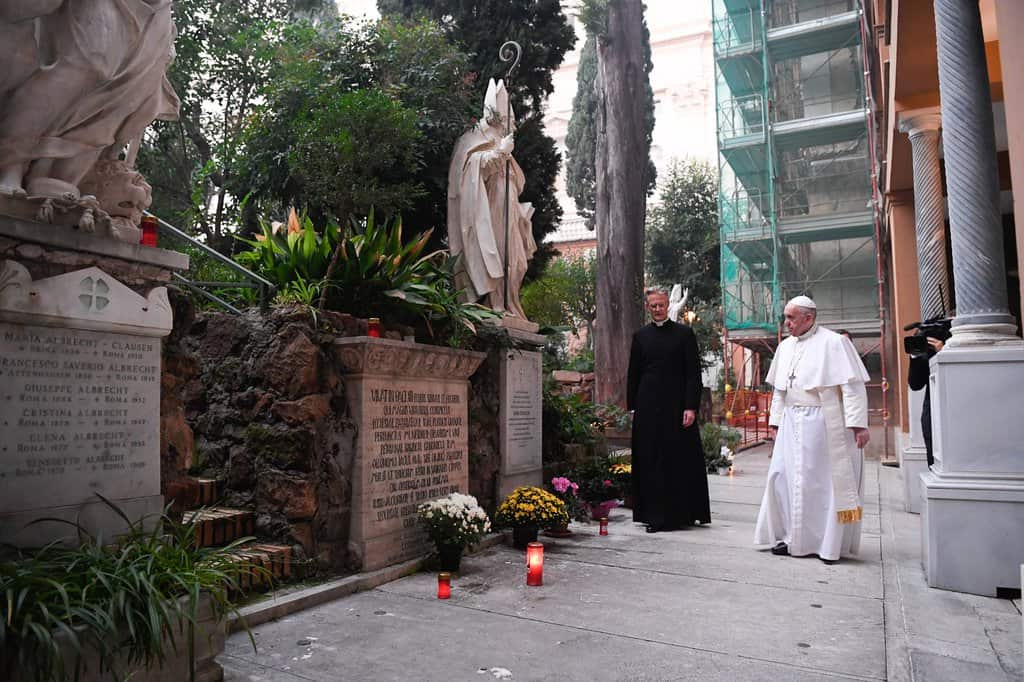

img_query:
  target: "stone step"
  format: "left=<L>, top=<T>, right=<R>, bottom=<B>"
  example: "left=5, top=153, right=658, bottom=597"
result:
left=228, top=542, right=293, bottom=592
left=183, top=507, right=254, bottom=548
left=165, top=476, right=222, bottom=514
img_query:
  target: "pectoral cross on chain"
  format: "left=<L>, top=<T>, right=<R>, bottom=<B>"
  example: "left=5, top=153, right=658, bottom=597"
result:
left=787, top=345, right=805, bottom=388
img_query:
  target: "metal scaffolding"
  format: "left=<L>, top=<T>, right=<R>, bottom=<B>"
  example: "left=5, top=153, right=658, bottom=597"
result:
left=714, top=0, right=890, bottom=449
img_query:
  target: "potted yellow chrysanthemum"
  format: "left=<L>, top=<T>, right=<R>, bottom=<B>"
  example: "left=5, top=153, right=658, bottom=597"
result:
left=493, top=486, right=569, bottom=549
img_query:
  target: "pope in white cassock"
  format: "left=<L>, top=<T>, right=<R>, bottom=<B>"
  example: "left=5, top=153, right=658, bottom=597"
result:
left=754, top=296, right=871, bottom=564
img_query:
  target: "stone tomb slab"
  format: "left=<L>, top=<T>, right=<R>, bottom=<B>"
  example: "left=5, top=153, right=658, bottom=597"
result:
left=335, top=337, right=485, bottom=571
left=497, top=347, right=543, bottom=499
left=0, top=261, right=172, bottom=545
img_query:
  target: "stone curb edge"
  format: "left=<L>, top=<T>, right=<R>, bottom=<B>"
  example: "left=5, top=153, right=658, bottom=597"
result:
left=227, top=533, right=507, bottom=633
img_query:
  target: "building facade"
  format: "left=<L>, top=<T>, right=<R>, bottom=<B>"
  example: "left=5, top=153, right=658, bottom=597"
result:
left=713, top=0, right=889, bottom=452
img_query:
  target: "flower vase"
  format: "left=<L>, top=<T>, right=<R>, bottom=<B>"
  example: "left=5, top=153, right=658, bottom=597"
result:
left=589, top=500, right=617, bottom=521
left=512, top=526, right=539, bottom=549
left=436, top=543, right=463, bottom=572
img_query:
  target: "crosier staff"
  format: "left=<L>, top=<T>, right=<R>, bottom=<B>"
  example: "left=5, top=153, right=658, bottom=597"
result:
left=498, top=40, right=521, bottom=314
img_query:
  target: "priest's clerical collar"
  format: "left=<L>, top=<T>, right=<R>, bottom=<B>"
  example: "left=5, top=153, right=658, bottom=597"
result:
left=652, top=318, right=668, bottom=327
left=795, top=323, right=819, bottom=341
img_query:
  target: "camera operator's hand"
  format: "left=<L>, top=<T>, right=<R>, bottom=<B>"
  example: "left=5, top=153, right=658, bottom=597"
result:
left=927, top=338, right=944, bottom=352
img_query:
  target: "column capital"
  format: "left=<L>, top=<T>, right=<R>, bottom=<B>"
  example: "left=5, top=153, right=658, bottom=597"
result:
left=897, top=107, right=942, bottom=138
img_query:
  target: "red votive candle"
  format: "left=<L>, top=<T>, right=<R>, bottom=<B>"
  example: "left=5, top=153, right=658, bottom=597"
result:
left=367, top=317, right=381, bottom=338
left=140, top=216, right=158, bottom=247
left=437, top=572, right=451, bottom=599
left=599, top=517, right=608, bottom=536
left=526, top=542, right=544, bottom=586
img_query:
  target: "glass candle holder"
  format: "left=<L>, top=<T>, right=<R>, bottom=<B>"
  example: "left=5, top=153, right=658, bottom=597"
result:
left=140, top=216, right=158, bottom=247
left=526, top=542, right=543, bottom=586
left=367, top=317, right=381, bottom=338
left=437, top=572, right=451, bottom=599
left=599, top=517, right=608, bottom=536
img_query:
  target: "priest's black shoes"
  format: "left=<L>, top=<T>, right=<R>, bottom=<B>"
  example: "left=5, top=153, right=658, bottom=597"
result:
left=771, top=542, right=789, bottom=556
left=819, top=557, right=839, bottom=565
left=645, top=524, right=662, bottom=533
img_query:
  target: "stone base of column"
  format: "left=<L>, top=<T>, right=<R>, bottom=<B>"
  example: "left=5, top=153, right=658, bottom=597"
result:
left=899, top=388, right=928, bottom=514
left=921, top=345, right=1024, bottom=595
left=900, top=442, right=928, bottom=515
left=946, top=321, right=1021, bottom=348
left=921, top=470, right=1024, bottom=596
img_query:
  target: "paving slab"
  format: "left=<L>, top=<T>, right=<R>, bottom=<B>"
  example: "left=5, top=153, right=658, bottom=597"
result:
left=223, top=589, right=874, bottom=682
left=221, top=445, right=1022, bottom=681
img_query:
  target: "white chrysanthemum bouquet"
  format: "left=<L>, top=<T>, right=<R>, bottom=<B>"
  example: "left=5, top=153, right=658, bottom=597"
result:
left=417, top=492, right=491, bottom=549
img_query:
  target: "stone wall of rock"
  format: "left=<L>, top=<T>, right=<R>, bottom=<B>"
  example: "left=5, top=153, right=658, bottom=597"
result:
left=467, top=351, right=501, bottom=513
left=161, top=297, right=513, bottom=573
left=162, top=302, right=368, bottom=573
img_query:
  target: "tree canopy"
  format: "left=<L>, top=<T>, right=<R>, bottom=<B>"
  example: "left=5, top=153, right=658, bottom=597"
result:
left=644, top=159, right=720, bottom=307
left=565, top=20, right=656, bottom=230
left=137, top=0, right=337, bottom=251
left=228, top=17, right=477, bottom=233
left=521, top=253, right=597, bottom=347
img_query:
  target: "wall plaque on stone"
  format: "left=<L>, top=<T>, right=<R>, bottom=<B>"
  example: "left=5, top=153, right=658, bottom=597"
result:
left=0, top=261, right=172, bottom=546
left=335, top=337, right=485, bottom=571
left=497, top=348, right=543, bottom=499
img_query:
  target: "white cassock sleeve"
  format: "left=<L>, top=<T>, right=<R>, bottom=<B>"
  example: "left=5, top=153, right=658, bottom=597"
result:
left=769, top=388, right=785, bottom=427
left=840, top=381, right=868, bottom=429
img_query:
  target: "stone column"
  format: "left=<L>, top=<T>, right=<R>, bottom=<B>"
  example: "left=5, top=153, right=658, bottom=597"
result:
left=886, top=195, right=927, bottom=513
left=919, top=0, right=1024, bottom=597
left=898, top=110, right=951, bottom=320
left=933, top=0, right=1018, bottom=343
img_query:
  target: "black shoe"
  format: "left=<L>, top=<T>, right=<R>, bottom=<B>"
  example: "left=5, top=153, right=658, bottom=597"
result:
left=771, top=542, right=789, bottom=556
left=645, top=524, right=662, bottom=533
left=820, top=557, right=839, bottom=565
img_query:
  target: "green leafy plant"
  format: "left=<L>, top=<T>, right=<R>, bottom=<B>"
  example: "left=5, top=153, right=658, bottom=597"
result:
left=0, top=496, right=264, bottom=682
left=318, top=209, right=442, bottom=317
left=401, top=256, right=500, bottom=347
left=570, top=456, right=621, bottom=505
left=700, top=422, right=741, bottom=472
left=235, top=208, right=339, bottom=290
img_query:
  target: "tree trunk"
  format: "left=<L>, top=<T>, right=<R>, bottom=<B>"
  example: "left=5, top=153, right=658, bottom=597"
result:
left=594, top=0, right=648, bottom=407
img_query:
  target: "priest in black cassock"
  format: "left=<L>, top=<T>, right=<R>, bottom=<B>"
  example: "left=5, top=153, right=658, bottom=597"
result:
left=626, top=288, right=710, bottom=533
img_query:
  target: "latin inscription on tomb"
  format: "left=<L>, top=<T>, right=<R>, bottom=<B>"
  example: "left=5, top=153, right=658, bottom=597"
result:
left=0, top=323, right=160, bottom=513
left=358, top=380, right=469, bottom=567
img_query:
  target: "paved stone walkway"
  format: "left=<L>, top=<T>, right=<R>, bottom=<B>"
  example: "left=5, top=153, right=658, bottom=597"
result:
left=221, top=446, right=1022, bottom=681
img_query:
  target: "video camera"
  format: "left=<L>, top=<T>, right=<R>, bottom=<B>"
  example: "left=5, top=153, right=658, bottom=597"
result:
left=903, top=317, right=952, bottom=355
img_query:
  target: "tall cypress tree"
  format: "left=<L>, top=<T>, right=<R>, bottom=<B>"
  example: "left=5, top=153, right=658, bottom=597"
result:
left=565, top=14, right=655, bottom=232
left=377, top=0, right=576, bottom=276
left=564, top=36, right=599, bottom=229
